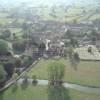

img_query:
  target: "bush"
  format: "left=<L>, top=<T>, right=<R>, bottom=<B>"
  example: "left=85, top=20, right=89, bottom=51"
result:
left=14, top=58, right=22, bottom=68
left=21, top=73, right=29, bottom=89
left=32, top=75, right=38, bottom=85
left=73, top=52, right=80, bottom=61
left=0, top=39, right=9, bottom=53
left=0, top=65, right=7, bottom=87
left=88, top=47, right=92, bottom=53
left=12, top=40, right=27, bottom=53
left=22, top=56, right=33, bottom=67
left=2, top=29, right=11, bottom=39
left=3, top=61, right=15, bottom=78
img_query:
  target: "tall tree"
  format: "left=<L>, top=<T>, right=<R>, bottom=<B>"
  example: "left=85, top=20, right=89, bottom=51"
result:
left=65, top=29, right=73, bottom=39
left=67, top=46, right=74, bottom=59
left=0, top=39, right=9, bottom=53
left=3, top=61, right=15, bottom=78
left=39, top=42, right=46, bottom=51
left=70, top=38, right=78, bottom=47
left=12, top=40, right=27, bottom=53
left=48, top=61, right=65, bottom=86
left=0, top=65, right=7, bottom=87
left=48, top=86, right=70, bottom=100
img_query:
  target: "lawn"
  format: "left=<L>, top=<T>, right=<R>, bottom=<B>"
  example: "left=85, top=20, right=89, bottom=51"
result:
left=0, top=84, right=100, bottom=100
left=0, top=12, right=8, bottom=18
left=0, top=18, right=14, bottom=25
left=39, top=3, right=100, bottom=23
left=89, top=14, right=100, bottom=20
left=9, top=28, right=22, bottom=33
left=28, top=58, right=100, bottom=87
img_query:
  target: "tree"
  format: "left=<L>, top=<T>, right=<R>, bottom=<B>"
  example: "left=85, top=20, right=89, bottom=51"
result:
left=38, top=42, right=46, bottom=56
left=70, top=38, right=78, bottom=47
left=14, top=58, right=22, bottom=68
left=69, top=52, right=80, bottom=70
left=12, top=40, right=27, bottom=53
left=22, top=56, right=33, bottom=67
left=13, top=33, right=17, bottom=40
left=11, top=82, right=18, bottom=93
left=22, top=23, right=32, bottom=38
left=39, top=42, right=46, bottom=51
left=12, top=73, right=18, bottom=80
left=3, top=61, right=15, bottom=78
left=48, top=61, right=65, bottom=86
left=64, top=29, right=73, bottom=39
left=73, top=19, right=77, bottom=24
left=23, top=74, right=28, bottom=84
left=2, top=29, right=11, bottom=39
left=21, top=73, right=29, bottom=90
left=67, top=46, right=74, bottom=59
left=48, top=86, right=70, bottom=100
left=88, top=47, right=92, bottom=53
left=73, top=52, right=80, bottom=62
left=90, top=30, right=100, bottom=44
left=32, top=75, right=38, bottom=85
left=67, top=47, right=79, bottom=70
left=11, top=74, right=18, bottom=93
left=0, top=39, right=9, bottom=53
left=0, top=65, right=7, bottom=87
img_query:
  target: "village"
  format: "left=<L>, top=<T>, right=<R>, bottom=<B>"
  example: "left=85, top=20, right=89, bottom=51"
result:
left=0, top=1, right=100, bottom=100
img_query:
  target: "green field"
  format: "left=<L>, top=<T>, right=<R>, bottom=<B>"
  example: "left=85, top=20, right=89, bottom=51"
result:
left=0, top=18, right=14, bottom=25
left=39, top=5, right=100, bottom=23
left=28, top=58, right=100, bottom=87
left=0, top=4, right=100, bottom=24
left=0, top=12, right=8, bottom=18
left=0, top=85, right=100, bottom=100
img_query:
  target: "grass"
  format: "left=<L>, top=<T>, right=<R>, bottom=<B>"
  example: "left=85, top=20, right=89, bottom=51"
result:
left=9, top=28, right=22, bottom=33
left=39, top=4, right=100, bottom=23
left=0, top=12, right=8, bottom=18
left=0, top=85, right=100, bottom=100
left=0, top=18, right=14, bottom=25
left=28, top=58, right=100, bottom=87
left=89, top=14, right=100, bottom=20
left=0, top=5, right=100, bottom=24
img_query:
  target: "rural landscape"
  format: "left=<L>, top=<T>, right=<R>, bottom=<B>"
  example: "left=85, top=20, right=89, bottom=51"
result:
left=0, top=0, right=100, bottom=100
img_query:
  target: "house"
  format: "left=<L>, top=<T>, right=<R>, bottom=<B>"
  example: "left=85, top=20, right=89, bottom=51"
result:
left=0, top=52, right=13, bottom=61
